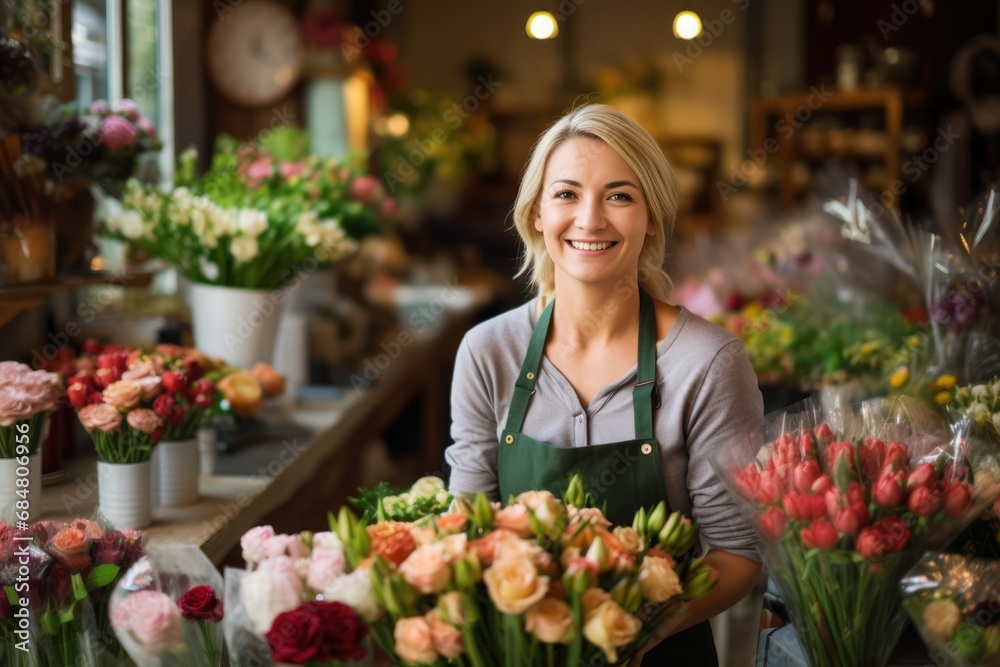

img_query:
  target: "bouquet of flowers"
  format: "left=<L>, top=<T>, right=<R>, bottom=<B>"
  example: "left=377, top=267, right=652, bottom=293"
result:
left=0, top=361, right=59, bottom=457
left=714, top=395, right=1000, bottom=667
left=106, top=128, right=391, bottom=290
left=350, top=476, right=453, bottom=523
left=109, top=543, right=225, bottom=666
left=900, top=552, right=1000, bottom=666
left=0, top=517, right=144, bottom=666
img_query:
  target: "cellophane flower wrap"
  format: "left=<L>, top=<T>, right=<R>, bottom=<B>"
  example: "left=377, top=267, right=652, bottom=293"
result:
left=0, top=517, right=143, bottom=666
left=900, top=552, right=1000, bottom=666
left=108, top=543, right=225, bottom=666
left=337, top=474, right=715, bottom=666
left=0, top=361, right=60, bottom=458
left=713, top=395, right=1000, bottom=667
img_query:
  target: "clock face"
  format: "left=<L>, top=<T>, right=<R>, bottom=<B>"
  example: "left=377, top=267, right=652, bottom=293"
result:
left=207, top=0, right=305, bottom=107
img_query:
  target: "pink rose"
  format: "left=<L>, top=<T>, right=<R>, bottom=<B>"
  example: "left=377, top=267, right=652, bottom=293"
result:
left=0, top=387, right=34, bottom=426
left=240, top=525, right=275, bottom=564
left=99, top=115, right=138, bottom=153
left=493, top=504, right=533, bottom=537
left=126, top=408, right=160, bottom=435
left=122, top=362, right=155, bottom=381
left=394, top=616, right=437, bottom=665
left=306, top=550, right=347, bottom=592
left=241, top=556, right=305, bottom=634
left=426, top=608, right=464, bottom=658
left=131, top=376, right=162, bottom=401
left=78, top=403, right=122, bottom=433
left=261, top=533, right=311, bottom=561
left=111, top=590, right=182, bottom=656
left=103, top=381, right=143, bottom=408
left=399, top=544, right=452, bottom=594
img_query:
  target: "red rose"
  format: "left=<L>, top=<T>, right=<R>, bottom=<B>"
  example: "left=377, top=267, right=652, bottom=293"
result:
left=177, top=585, right=224, bottom=622
left=872, top=516, right=910, bottom=552
left=791, top=460, right=822, bottom=495
left=193, top=393, right=214, bottom=410
left=161, top=371, right=187, bottom=395
left=873, top=467, right=906, bottom=508
left=800, top=520, right=838, bottom=549
left=855, top=526, right=886, bottom=560
left=942, top=481, right=972, bottom=517
left=782, top=492, right=826, bottom=521
left=183, top=358, right=204, bottom=381
left=908, top=484, right=943, bottom=516
left=194, top=379, right=215, bottom=395
left=907, top=463, right=937, bottom=490
left=266, top=601, right=369, bottom=664
left=759, top=507, right=787, bottom=540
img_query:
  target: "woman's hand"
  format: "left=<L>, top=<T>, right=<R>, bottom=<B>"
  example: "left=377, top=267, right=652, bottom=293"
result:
left=626, top=606, right=687, bottom=666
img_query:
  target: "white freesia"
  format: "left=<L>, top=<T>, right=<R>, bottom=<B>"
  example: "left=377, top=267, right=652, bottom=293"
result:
left=240, top=556, right=304, bottom=634
left=323, top=568, right=379, bottom=622
left=972, top=385, right=989, bottom=400
left=120, top=211, right=145, bottom=240
left=199, top=258, right=219, bottom=281
left=237, top=208, right=268, bottom=238
left=969, top=402, right=990, bottom=425
left=231, top=236, right=259, bottom=264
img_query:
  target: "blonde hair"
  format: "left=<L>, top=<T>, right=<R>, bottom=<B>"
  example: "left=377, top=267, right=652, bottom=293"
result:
left=512, top=104, right=678, bottom=307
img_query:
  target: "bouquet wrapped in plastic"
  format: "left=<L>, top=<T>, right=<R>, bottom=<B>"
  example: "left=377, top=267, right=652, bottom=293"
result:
left=714, top=395, right=1000, bottom=667
left=108, top=543, right=225, bottom=666
left=0, top=517, right=143, bottom=666
left=901, top=552, right=1000, bottom=666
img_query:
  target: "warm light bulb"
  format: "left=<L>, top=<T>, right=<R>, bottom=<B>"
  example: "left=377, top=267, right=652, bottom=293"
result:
left=526, top=11, right=558, bottom=39
left=386, top=113, right=410, bottom=137
left=672, top=11, right=702, bottom=40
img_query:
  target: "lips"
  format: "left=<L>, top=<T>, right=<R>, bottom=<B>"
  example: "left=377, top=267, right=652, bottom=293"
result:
left=567, top=240, right=617, bottom=251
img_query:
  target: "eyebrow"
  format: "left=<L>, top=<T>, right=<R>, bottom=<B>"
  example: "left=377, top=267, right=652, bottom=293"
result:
left=549, top=179, right=640, bottom=189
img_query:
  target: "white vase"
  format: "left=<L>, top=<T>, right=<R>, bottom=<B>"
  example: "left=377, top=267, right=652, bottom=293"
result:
left=197, top=427, right=217, bottom=476
left=188, top=282, right=282, bottom=368
left=152, top=439, right=199, bottom=507
left=97, top=460, right=151, bottom=529
left=0, top=453, right=42, bottom=522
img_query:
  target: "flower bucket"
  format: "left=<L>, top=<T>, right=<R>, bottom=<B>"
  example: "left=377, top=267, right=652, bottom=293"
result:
left=98, top=459, right=152, bottom=529
left=189, top=282, right=281, bottom=368
left=152, top=439, right=199, bottom=507
left=198, top=427, right=217, bottom=476
left=0, top=453, right=42, bottom=522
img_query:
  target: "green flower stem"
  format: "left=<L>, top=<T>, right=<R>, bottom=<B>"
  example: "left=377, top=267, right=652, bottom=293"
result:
left=198, top=620, right=218, bottom=666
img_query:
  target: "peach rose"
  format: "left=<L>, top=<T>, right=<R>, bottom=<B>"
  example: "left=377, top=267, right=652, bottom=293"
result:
left=410, top=524, right=437, bottom=546
left=525, top=597, right=573, bottom=644
left=103, top=380, right=143, bottom=408
left=581, top=588, right=611, bottom=615
left=435, top=513, right=468, bottom=535
left=69, top=518, right=103, bottom=540
left=121, top=361, right=155, bottom=380
left=441, top=533, right=468, bottom=560
left=217, top=372, right=263, bottom=416
left=923, top=599, right=962, bottom=642
left=78, top=403, right=123, bottom=433
left=612, top=526, right=644, bottom=554
left=483, top=552, right=549, bottom=615
left=394, top=616, right=437, bottom=665
left=48, top=527, right=91, bottom=571
left=0, top=387, right=33, bottom=426
left=583, top=599, right=642, bottom=663
left=568, top=506, right=612, bottom=529
left=126, top=408, right=160, bottom=435
left=493, top=504, right=533, bottom=537
left=400, top=544, right=452, bottom=594
left=516, top=490, right=566, bottom=532
left=638, top=554, right=683, bottom=602
left=426, top=608, right=464, bottom=658
left=468, top=528, right=519, bottom=566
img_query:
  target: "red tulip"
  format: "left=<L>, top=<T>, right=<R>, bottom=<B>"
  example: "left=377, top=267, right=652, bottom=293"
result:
left=907, top=463, right=937, bottom=490
left=792, top=460, right=822, bottom=494
left=796, top=433, right=816, bottom=460
left=782, top=492, right=827, bottom=520
left=800, top=520, right=838, bottom=549
left=734, top=463, right=760, bottom=501
left=823, top=441, right=856, bottom=475
left=756, top=469, right=785, bottom=505
left=770, top=434, right=795, bottom=470
left=883, top=442, right=909, bottom=471
left=814, top=423, right=834, bottom=445
left=760, top=507, right=787, bottom=540
left=942, top=481, right=972, bottom=517
left=162, top=371, right=187, bottom=395
left=825, top=482, right=865, bottom=517
left=811, top=474, right=833, bottom=495
left=855, top=526, right=886, bottom=560
left=859, top=437, right=887, bottom=481
left=67, top=383, right=89, bottom=409
left=82, top=339, right=103, bottom=355
left=872, top=516, right=910, bottom=552
left=832, top=504, right=868, bottom=536
left=66, top=373, right=94, bottom=391
left=908, top=485, right=943, bottom=516
left=873, top=467, right=905, bottom=508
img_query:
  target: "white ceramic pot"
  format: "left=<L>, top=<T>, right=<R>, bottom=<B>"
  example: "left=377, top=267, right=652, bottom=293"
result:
left=152, top=439, right=199, bottom=507
left=197, top=427, right=217, bottom=476
left=97, top=460, right=151, bottom=529
left=188, top=282, right=281, bottom=368
left=0, top=453, right=42, bottom=522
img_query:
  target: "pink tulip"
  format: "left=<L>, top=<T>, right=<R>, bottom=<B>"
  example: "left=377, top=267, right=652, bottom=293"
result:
left=760, top=508, right=787, bottom=540
left=800, top=520, right=838, bottom=549
left=782, top=492, right=827, bottom=521
left=792, top=460, right=822, bottom=495
left=823, top=441, right=856, bottom=475
left=942, top=482, right=972, bottom=517
left=755, top=469, right=784, bottom=505
left=796, top=433, right=816, bottom=460
left=883, top=442, right=909, bottom=471
left=907, top=463, right=937, bottom=490
left=873, top=468, right=905, bottom=508
left=908, top=485, right=943, bottom=516
left=859, top=437, right=887, bottom=481
left=811, top=474, right=833, bottom=495
left=733, top=463, right=760, bottom=501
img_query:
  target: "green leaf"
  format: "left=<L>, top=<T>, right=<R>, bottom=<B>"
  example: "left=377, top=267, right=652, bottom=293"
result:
left=59, top=601, right=76, bottom=624
left=4, top=585, right=19, bottom=607
left=71, top=573, right=88, bottom=601
left=41, top=609, right=60, bottom=636
left=84, top=564, right=121, bottom=592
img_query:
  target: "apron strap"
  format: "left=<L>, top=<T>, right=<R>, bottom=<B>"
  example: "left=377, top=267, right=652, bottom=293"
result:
left=633, top=289, right=659, bottom=441
left=503, top=298, right=555, bottom=434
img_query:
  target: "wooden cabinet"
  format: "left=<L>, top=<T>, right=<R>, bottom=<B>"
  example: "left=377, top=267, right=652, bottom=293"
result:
left=749, top=87, right=925, bottom=207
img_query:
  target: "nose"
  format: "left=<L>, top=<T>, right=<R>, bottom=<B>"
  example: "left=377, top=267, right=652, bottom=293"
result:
left=574, top=195, right=606, bottom=232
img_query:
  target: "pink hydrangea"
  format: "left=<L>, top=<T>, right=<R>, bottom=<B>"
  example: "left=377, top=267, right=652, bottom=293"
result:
left=113, top=98, right=141, bottom=121
left=136, top=117, right=157, bottom=138
left=89, top=99, right=111, bottom=115
left=99, top=116, right=138, bottom=153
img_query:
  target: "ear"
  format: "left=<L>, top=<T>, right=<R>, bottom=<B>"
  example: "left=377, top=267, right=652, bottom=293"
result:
left=535, top=208, right=543, bottom=233
left=645, top=216, right=655, bottom=237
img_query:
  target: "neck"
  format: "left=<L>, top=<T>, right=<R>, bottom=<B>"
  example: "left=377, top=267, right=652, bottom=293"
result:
left=548, top=276, right=642, bottom=350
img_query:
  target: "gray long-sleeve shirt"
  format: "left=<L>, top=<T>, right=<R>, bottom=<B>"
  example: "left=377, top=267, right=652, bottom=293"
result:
left=446, top=300, right=764, bottom=562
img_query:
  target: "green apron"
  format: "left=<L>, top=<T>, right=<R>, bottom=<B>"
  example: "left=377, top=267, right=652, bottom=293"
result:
left=496, top=289, right=718, bottom=666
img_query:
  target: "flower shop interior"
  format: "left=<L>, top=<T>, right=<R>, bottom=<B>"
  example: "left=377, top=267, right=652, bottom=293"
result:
left=2, top=0, right=1000, bottom=666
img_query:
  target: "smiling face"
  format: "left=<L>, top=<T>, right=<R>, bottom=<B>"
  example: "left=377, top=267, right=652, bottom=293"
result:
left=534, top=137, right=652, bottom=292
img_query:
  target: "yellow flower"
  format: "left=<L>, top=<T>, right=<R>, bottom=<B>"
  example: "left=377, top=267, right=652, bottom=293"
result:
left=890, top=368, right=909, bottom=389
left=935, top=391, right=953, bottom=406
left=778, top=329, right=792, bottom=346
left=860, top=341, right=879, bottom=356
left=935, top=374, right=958, bottom=390
left=741, top=302, right=764, bottom=319
left=907, top=335, right=922, bottom=347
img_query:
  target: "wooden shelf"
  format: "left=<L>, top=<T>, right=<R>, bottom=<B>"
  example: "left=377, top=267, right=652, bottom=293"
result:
left=0, top=264, right=162, bottom=329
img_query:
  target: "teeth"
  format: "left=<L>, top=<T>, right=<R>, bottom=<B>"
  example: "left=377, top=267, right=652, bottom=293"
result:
left=570, top=241, right=614, bottom=251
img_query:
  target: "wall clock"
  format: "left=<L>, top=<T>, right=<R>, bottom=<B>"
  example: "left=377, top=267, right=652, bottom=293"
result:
left=206, top=0, right=305, bottom=108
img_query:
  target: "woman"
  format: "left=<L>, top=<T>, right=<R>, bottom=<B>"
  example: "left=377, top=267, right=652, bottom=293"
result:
left=446, top=104, right=763, bottom=665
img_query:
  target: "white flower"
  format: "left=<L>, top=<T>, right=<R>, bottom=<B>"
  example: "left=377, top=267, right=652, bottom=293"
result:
left=323, top=569, right=379, bottom=622
left=240, top=557, right=304, bottom=634
left=969, top=403, right=990, bottom=425
left=215, top=207, right=238, bottom=236
left=295, top=211, right=319, bottom=235
left=230, top=236, right=259, bottom=264
left=972, top=385, right=989, bottom=400
left=312, top=531, right=344, bottom=553
left=199, top=258, right=219, bottom=281
left=237, top=208, right=268, bottom=238
left=993, top=412, right=1000, bottom=432
left=120, top=211, right=145, bottom=240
